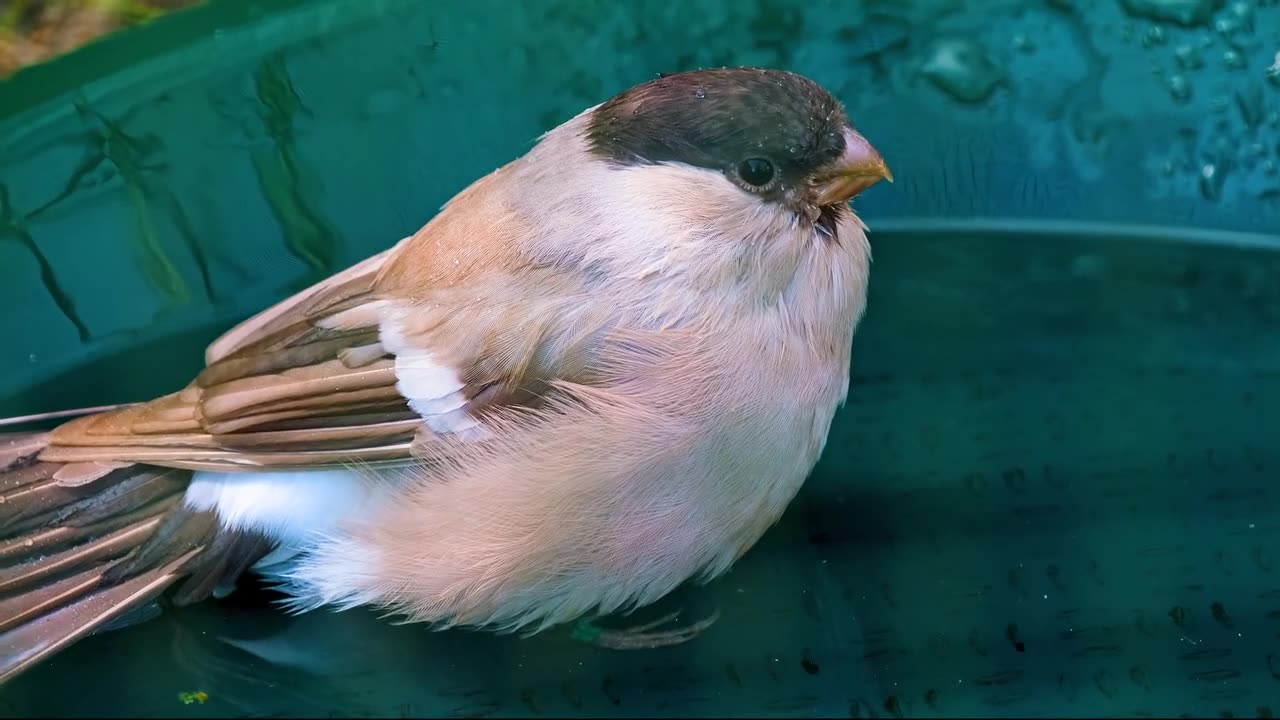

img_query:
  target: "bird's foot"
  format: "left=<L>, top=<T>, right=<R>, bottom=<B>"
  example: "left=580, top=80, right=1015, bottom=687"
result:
left=571, top=608, right=720, bottom=650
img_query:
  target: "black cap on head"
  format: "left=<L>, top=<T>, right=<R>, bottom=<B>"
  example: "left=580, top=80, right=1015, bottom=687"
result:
left=586, top=68, right=850, bottom=202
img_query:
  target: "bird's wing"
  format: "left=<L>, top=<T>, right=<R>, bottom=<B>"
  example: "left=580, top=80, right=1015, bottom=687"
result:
left=36, top=241, right=419, bottom=473
left=38, top=175, right=604, bottom=476
left=3, top=168, right=620, bottom=682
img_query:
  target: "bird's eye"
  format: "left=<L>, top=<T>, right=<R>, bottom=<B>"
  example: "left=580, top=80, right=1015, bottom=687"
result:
left=737, top=157, right=776, bottom=188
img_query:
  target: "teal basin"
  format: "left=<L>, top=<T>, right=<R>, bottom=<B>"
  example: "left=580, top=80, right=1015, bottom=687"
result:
left=2, top=0, right=1279, bottom=716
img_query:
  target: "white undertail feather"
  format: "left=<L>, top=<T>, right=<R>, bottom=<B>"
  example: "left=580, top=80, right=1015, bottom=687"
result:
left=184, top=468, right=395, bottom=573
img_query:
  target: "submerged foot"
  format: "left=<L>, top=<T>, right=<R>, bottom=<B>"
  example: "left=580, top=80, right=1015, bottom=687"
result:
left=571, top=608, right=720, bottom=650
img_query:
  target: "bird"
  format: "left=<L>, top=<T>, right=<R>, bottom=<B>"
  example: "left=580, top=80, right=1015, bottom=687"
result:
left=0, top=66, right=892, bottom=684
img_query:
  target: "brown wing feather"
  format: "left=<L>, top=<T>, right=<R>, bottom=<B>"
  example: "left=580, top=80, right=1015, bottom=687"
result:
left=39, top=242, right=421, bottom=472
left=0, top=432, right=273, bottom=685
left=203, top=244, right=402, bottom=365
left=39, top=228, right=603, bottom=473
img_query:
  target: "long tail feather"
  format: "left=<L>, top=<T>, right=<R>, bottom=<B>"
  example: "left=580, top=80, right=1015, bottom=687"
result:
left=0, top=431, right=271, bottom=686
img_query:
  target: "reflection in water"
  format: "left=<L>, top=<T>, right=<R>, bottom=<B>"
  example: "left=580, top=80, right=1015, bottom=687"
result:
left=249, top=53, right=342, bottom=280
left=6, top=94, right=249, bottom=336
left=165, top=611, right=334, bottom=717
left=0, top=184, right=89, bottom=341
left=70, top=99, right=193, bottom=308
left=2, top=51, right=345, bottom=345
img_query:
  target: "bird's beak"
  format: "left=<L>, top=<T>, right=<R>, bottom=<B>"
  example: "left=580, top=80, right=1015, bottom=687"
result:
left=813, top=127, right=893, bottom=206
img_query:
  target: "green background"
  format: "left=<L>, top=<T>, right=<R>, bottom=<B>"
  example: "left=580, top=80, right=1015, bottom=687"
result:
left=1, top=0, right=1279, bottom=716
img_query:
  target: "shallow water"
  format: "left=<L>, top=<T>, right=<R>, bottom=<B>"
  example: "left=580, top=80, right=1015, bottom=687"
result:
left=6, top=222, right=1280, bottom=717
left=1, top=0, right=1279, bottom=716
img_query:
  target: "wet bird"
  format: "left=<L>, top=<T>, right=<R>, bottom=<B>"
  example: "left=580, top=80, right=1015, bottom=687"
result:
left=0, top=66, right=891, bottom=683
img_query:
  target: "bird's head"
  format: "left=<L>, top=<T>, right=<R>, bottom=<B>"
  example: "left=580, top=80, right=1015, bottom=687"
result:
left=494, top=67, right=891, bottom=313
left=585, top=67, right=892, bottom=235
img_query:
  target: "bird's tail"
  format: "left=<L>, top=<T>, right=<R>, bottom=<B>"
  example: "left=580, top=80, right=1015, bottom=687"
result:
left=0, top=426, right=270, bottom=685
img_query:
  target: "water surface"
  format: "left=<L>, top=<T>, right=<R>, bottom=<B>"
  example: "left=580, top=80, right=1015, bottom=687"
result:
left=1, top=0, right=1279, bottom=716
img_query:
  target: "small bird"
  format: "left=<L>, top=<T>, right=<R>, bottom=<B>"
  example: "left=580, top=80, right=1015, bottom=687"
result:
left=0, top=66, right=891, bottom=683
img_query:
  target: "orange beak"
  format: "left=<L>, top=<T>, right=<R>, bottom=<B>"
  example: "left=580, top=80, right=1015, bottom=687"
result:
left=813, top=127, right=893, bottom=206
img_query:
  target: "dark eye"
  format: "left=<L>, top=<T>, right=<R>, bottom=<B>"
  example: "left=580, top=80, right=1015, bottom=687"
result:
left=737, top=157, right=776, bottom=188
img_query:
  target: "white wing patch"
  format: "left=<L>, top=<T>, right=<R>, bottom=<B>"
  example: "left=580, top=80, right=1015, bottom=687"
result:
left=392, top=350, right=482, bottom=434
left=378, top=303, right=488, bottom=439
